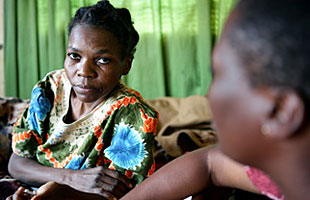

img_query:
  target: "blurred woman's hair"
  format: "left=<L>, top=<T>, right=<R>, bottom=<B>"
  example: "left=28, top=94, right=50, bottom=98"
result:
left=228, top=0, right=310, bottom=109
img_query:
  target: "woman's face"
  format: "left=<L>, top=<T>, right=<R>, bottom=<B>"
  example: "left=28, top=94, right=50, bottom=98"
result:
left=208, top=31, right=273, bottom=164
left=64, top=24, right=130, bottom=103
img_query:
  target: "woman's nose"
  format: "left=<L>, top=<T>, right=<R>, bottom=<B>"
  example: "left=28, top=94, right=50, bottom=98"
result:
left=77, top=59, right=96, bottom=78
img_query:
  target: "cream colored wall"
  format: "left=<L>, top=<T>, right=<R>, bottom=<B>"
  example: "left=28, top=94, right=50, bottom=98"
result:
left=0, top=0, right=4, bottom=96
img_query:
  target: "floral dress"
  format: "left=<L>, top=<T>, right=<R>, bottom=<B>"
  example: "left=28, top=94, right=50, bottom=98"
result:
left=12, top=69, right=158, bottom=184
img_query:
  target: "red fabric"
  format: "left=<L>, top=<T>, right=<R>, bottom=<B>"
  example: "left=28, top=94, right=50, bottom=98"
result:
left=245, top=166, right=284, bottom=200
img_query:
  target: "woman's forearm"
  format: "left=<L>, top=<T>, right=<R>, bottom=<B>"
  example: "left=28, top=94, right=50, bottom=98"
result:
left=122, top=146, right=259, bottom=200
left=8, top=153, right=74, bottom=187
left=121, top=147, right=214, bottom=200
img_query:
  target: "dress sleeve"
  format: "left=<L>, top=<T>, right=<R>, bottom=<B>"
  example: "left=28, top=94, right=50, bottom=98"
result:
left=245, top=166, right=284, bottom=200
left=103, top=96, right=159, bottom=184
left=12, top=81, right=53, bottom=159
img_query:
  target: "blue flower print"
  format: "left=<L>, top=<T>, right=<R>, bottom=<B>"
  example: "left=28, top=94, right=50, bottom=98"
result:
left=104, top=122, right=146, bottom=169
left=28, top=87, right=51, bottom=134
left=65, top=155, right=86, bottom=170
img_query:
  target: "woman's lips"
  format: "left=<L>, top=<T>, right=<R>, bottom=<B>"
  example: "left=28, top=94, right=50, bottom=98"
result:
left=73, top=85, right=97, bottom=94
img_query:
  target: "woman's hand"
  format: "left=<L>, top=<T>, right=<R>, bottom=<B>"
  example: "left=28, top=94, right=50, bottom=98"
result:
left=6, top=183, right=67, bottom=200
left=6, top=187, right=31, bottom=200
left=31, top=181, right=66, bottom=200
left=9, top=154, right=133, bottom=199
left=7, top=182, right=109, bottom=200
left=67, top=166, right=133, bottom=199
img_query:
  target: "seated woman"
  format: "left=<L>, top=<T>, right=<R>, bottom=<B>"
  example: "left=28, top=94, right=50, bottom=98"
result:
left=9, top=0, right=310, bottom=199
left=7, top=0, right=158, bottom=199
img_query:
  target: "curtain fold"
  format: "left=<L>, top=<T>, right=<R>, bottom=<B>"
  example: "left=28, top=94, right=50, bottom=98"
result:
left=4, top=0, right=236, bottom=99
left=4, top=0, right=18, bottom=97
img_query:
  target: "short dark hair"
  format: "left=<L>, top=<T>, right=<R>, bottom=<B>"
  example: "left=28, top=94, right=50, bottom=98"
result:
left=68, top=0, right=139, bottom=59
left=227, top=0, right=310, bottom=103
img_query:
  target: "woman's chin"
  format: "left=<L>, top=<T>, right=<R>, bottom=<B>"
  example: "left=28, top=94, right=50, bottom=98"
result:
left=72, top=88, right=103, bottom=103
left=76, top=95, right=100, bottom=103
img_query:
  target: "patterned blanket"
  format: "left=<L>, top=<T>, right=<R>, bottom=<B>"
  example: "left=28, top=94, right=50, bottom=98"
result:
left=0, top=97, right=29, bottom=199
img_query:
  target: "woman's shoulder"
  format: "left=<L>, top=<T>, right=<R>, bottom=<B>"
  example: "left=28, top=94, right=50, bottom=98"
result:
left=41, top=69, right=67, bottom=83
left=117, top=84, right=158, bottom=118
left=34, top=69, right=67, bottom=88
left=28, top=69, right=65, bottom=99
left=36, top=69, right=70, bottom=94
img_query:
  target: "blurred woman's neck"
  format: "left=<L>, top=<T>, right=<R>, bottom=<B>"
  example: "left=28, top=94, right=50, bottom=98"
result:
left=264, top=129, right=310, bottom=200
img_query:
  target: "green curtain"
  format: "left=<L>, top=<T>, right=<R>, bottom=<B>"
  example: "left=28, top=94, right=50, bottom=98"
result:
left=4, top=0, right=237, bottom=99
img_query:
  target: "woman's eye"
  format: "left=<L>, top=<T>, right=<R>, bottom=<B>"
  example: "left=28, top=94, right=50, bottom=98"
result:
left=68, top=53, right=80, bottom=60
left=96, top=57, right=111, bottom=65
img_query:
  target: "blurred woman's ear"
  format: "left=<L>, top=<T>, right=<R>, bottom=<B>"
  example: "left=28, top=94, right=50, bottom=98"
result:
left=261, top=90, right=305, bottom=140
